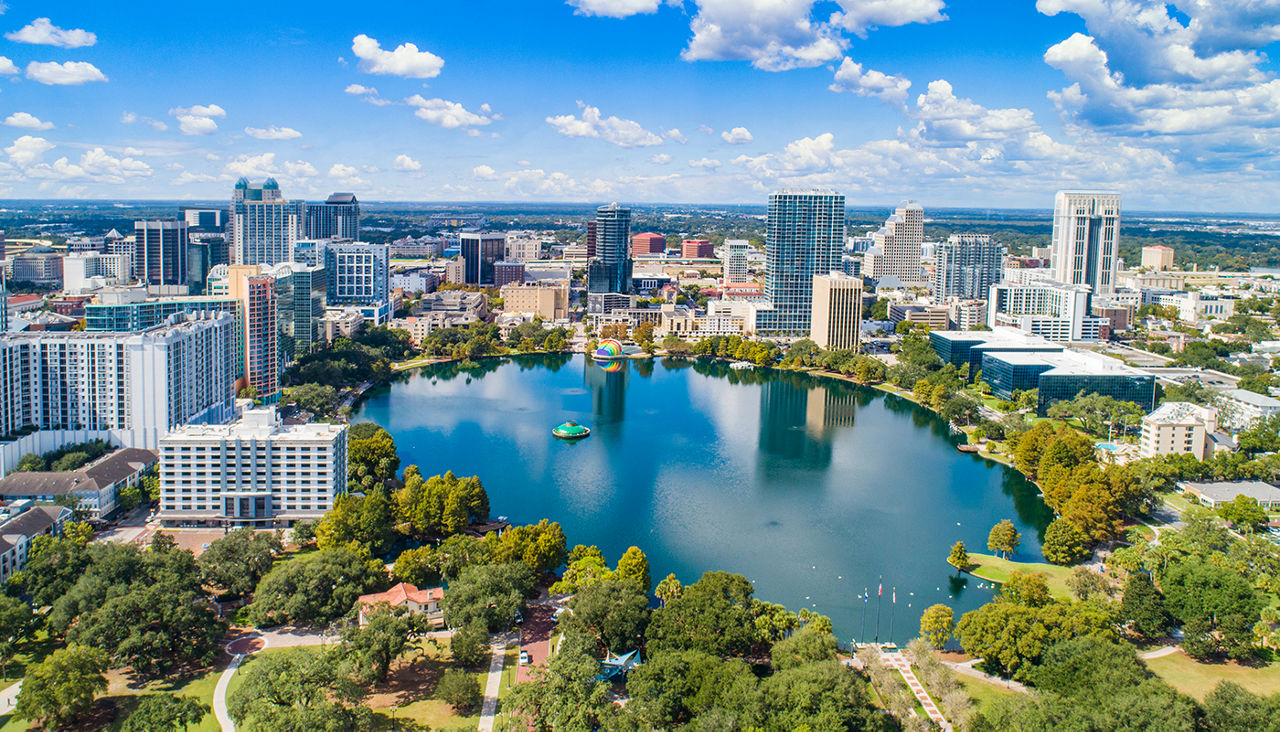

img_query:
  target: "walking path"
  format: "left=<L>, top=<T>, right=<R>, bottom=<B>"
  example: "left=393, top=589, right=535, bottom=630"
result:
left=1139, top=645, right=1178, bottom=660
left=0, top=680, right=20, bottom=715
left=941, top=658, right=1028, bottom=693
left=477, top=634, right=511, bottom=732
left=879, top=648, right=952, bottom=731
left=213, top=652, right=250, bottom=732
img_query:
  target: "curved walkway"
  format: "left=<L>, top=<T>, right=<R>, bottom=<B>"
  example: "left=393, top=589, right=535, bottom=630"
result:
left=941, top=658, right=1028, bottom=693
left=1139, top=645, right=1179, bottom=660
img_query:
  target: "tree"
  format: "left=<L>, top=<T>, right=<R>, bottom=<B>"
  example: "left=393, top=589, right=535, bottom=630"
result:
left=199, top=528, right=284, bottom=597
left=15, top=645, right=108, bottom=730
left=655, top=573, right=682, bottom=607
left=770, top=626, right=837, bottom=670
left=13, top=535, right=90, bottom=607
left=117, top=481, right=144, bottom=512
left=442, top=562, right=535, bottom=631
left=615, top=546, right=651, bottom=594
left=920, top=604, right=955, bottom=648
left=347, top=423, right=399, bottom=490
left=450, top=620, right=490, bottom=668
left=562, top=577, right=650, bottom=654
left=122, top=694, right=209, bottom=731
left=1042, top=517, right=1091, bottom=565
left=646, top=571, right=757, bottom=658
left=1119, top=572, right=1170, bottom=639
left=341, top=606, right=412, bottom=684
left=504, top=630, right=617, bottom=729
left=987, top=519, right=1021, bottom=559
left=1201, top=681, right=1280, bottom=732
left=291, top=520, right=316, bottom=547
left=1065, top=566, right=1110, bottom=601
left=393, top=469, right=490, bottom=538
left=249, top=549, right=384, bottom=627
left=947, top=540, right=970, bottom=570
left=0, top=595, right=35, bottom=674
left=955, top=600, right=1114, bottom=680
left=757, top=660, right=882, bottom=731
left=227, top=647, right=370, bottom=731
left=315, top=488, right=396, bottom=558
left=1163, top=558, right=1261, bottom=659
left=484, top=519, right=566, bottom=575
left=1218, top=495, right=1269, bottom=533
left=999, top=571, right=1052, bottom=608
left=392, top=546, right=441, bottom=588
left=437, top=668, right=482, bottom=713
left=63, top=520, right=93, bottom=546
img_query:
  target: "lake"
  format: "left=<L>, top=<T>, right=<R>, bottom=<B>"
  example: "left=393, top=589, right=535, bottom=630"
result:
left=356, top=354, right=1054, bottom=644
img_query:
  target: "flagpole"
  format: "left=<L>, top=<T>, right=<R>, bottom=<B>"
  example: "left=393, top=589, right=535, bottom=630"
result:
left=888, top=587, right=896, bottom=645
left=874, top=576, right=882, bottom=643
left=859, top=588, right=867, bottom=646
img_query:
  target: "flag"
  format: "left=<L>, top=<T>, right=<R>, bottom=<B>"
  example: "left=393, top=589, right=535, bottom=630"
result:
left=892, top=588, right=896, bottom=603
left=878, top=582, right=883, bottom=597
left=863, top=589, right=868, bottom=603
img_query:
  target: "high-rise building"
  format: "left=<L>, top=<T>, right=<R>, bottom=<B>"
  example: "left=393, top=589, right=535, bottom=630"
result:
left=63, top=252, right=128, bottom=294
left=870, top=201, right=923, bottom=284
left=0, top=312, right=236, bottom=449
left=227, top=265, right=280, bottom=400
left=187, top=241, right=213, bottom=295
left=305, top=193, right=361, bottom=240
left=1050, top=191, right=1121, bottom=295
left=810, top=272, right=862, bottom=350
left=723, top=239, right=751, bottom=284
left=180, top=207, right=226, bottom=232
left=631, top=232, right=665, bottom=256
left=755, top=190, right=845, bottom=334
left=587, top=203, right=632, bottom=296
left=322, top=241, right=389, bottom=305
left=493, top=260, right=525, bottom=287
left=987, top=280, right=1110, bottom=342
left=459, top=232, right=506, bottom=286
left=159, top=407, right=347, bottom=528
left=933, top=234, right=1006, bottom=304
left=229, top=178, right=305, bottom=266
left=586, top=221, right=597, bottom=258
left=269, top=262, right=326, bottom=363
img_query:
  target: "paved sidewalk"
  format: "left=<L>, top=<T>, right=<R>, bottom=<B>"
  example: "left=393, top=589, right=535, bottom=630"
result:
left=477, top=635, right=510, bottom=732
left=0, top=680, right=20, bottom=715
left=941, top=658, right=1029, bottom=692
left=881, top=649, right=952, bottom=731
left=213, top=653, right=248, bottom=732
left=1139, top=645, right=1178, bottom=659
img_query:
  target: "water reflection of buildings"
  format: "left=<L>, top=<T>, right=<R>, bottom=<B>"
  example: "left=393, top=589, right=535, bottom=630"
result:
left=804, top=384, right=859, bottom=437
left=758, top=379, right=836, bottom=475
left=584, top=358, right=629, bottom=424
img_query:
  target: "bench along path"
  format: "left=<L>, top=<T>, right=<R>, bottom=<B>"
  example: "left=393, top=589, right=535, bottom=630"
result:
left=879, top=647, right=953, bottom=732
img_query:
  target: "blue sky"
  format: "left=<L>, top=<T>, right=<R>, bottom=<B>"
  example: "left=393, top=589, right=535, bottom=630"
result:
left=3, top=0, right=1280, bottom=211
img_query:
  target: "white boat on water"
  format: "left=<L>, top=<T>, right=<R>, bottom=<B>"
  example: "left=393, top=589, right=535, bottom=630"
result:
left=730, top=361, right=754, bottom=370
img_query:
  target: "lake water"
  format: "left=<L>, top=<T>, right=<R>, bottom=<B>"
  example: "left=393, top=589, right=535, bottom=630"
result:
left=356, top=355, right=1054, bottom=644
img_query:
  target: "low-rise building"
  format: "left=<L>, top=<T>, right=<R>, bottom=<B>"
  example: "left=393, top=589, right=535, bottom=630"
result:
left=0, top=448, right=157, bottom=519
left=1179, top=480, right=1280, bottom=510
left=159, top=407, right=347, bottom=528
left=980, top=349, right=1156, bottom=414
left=1139, top=402, right=1225, bottom=461
left=500, top=281, right=569, bottom=321
left=1219, top=388, right=1280, bottom=430
left=887, top=303, right=949, bottom=330
left=358, top=582, right=445, bottom=627
left=1155, top=290, right=1235, bottom=322
left=0, top=501, right=71, bottom=585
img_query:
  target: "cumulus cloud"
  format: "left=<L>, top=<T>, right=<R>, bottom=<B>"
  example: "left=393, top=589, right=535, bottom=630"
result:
left=473, top=164, right=497, bottom=179
left=5, top=17, right=96, bottom=48
left=0, top=57, right=17, bottom=75
left=649, top=153, right=673, bottom=164
left=689, top=157, right=722, bottom=168
left=405, top=96, right=496, bottom=129
left=546, top=102, right=663, bottom=147
left=283, top=160, right=317, bottom=178
left=566, top=0, right=663, bottom=17
left=352, top=34, right=444, bottom=78
left=3, top=112, right=52, bottom=130
left=5, top=135, right=53, bottom=166
left=174, top=171, right=218, bottom=185
left=663, top=128, right=688, bottom=143
left=330, top=163, right=359, bottom=178
left=25, top=60, right=107, bottom=85
left=224, top=152, right=277, bottom=178
left=344, top=83, right=377, bottom=95
left=21, top=147, right=151, bottom=184
left=720, top=126, right=753, bottom=144
left=121, top=111, right=167, bottom=131
left=394, top=154, right=422, bottom=171
left=829, top=57, right=912, bottom=107
left=245, top=125, right=302, bottom=140
left=170, top=104, right=226, bottom=136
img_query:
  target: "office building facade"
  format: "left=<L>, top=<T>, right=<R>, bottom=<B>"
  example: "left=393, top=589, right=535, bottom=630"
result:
left=723, top=239, right=751, bottom=284
left=459, top=232, right=506, bottom=286
left=229, top=178, right=305, bottom=266
left=810, top=272, right=862, bottom=350
left=587, top=203, right=632, bottom=296
left=323, top=241, right=389, bottom=305
left=871, top=201, right=924, bottom=284
left=133, top=220, right=189, bottom=287
left=631, top=232, right=665, bottom=256
left=159, top=407, right=347, bottom=528
left=933, top=234, right=1005, bottom=303
left=1050, top=191, right=1121, bottom=295
left=226, top=266, right=280, bottom=400
left=756, top=190, right=845, bottom=334
left=269, top=262, right=326, bottom=364
left=305, top=192, right=360, bottom=240
left=988, top=280, right=1110, bottom=341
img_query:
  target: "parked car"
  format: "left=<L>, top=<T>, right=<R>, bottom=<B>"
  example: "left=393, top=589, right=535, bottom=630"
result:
left=519, top=650, right=531, bottom=665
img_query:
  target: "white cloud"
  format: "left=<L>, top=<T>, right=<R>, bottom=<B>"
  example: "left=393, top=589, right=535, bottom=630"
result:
left=174, top=171, right=218, bottom=185
left=831, top=0, right=946, bottom=37
left=566, top=0, right=663, bottom=18
left=829, top=57, right=912, bottom=107
left=282, top=160, right=317, bottom=178
left=224, top=153, right=277, bottom=179
left=697, top=124, right=714, bottom=134
left=122, top=111, right=168, bottom=131
left=329, top=163, right=358, bottom=178
left=546, top=102, right=663, bottom=147
left=170, top=104, right=226, bottom=136
left=689, top=157, right=722, bottom=168
left=351, top=34, right=444, bottom=79
left=720, top=126, right=754, bottom=144
left=663, top=128, right=688, bottom=143
left=5, top=135, right=53, bottom=166
left=0, top=57, right=17, bottom=75
left=25, top=60, right=107, bottom=85
left=405, top=95, right=496, bottom=129
left=473, top=164, right=497, bottom=179
left=22, top=147, right=151, bottom=184
left=393, top=154, right=422, bottom=171
left=3, top=112, right=52, bottom=130
left=5, top=17, right=96, bottom=48
left=649, top=153, right=673, bottom=164
left=344, top=83, right=377, bottom=95
left=245, top=125, right=302, bottom=140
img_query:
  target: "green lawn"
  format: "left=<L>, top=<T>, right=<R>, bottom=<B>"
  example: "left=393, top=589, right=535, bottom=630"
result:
left=965, top=553, right=1075, bottom=600
left=957, top=674, right=1017, bottom=714
left=1146, top=651, right=1280, bottom=701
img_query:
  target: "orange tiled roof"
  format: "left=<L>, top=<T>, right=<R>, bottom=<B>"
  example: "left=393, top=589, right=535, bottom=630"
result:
left=359, top=582, right=444, bottom=607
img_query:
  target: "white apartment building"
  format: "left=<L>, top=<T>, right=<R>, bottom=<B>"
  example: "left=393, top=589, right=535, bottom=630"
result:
left=0, top=312, right=236, bottom=453
left=62, top=252, right=129, bottom=294
left=869, top=201, right=924, bottom=284
left=1219, top=388, right=1280, bottom=430
left=1139, top=402, right=1223, bottom=460
left=722, top=239, right=752, bottom=284
left=1154, top=291, right=1236, bottom=322
left=987, top=280, right=1110, bottom=342
left=1050, top=191, right=1121, bottom=296
left=159, top=407, right=348, bottom=528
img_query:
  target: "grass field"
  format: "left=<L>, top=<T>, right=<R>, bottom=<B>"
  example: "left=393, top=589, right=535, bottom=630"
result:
left=1145, top=651, right=1280, bottom=701
left=965, top=553, right=1075, bottom=600
left=957, top=674, right=1018, bottom=713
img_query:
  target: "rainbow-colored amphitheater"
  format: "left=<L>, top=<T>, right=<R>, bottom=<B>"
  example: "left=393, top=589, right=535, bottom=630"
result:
left=594, top=338, right=625, bottom=359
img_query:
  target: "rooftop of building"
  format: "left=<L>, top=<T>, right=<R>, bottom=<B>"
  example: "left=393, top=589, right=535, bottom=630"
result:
left=5, top=311, right=231, bottom=340
left=1178, top=480, right=1280, bottom=503
left=359, top=582, right=443, bottom=607
left=1221, top=388, right=1280, bottom=408
left=929, top=327, right=1059, bottom=348
left=0, top=504, right=69, bottom=550
left=1144, top=245, right=1173, bottom=251
left=324, top=192, right=358, bottom=204
left=163, top=408, right=346, bottom=443
left=1144, top=401, right=1217, bottom=424
left=988, top=348, right=1150, bottom=377
left=0, top=448, right=157, bottom=498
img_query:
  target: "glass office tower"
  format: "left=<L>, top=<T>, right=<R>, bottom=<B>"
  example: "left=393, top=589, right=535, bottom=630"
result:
left=756, top=190, right=845, bottom=335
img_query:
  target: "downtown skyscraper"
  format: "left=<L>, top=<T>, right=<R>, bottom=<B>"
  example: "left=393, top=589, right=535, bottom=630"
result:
left=869, top=200, right=924, bottom=285
left=230, top=178, right=305, bottom=266
left=587, top=203, right=632, bottom=312
left=305, top=192, right=361, bottom=240
left=755, top=190, right=845, bottom=335
left=1049, top=191, right=1121, bottom=296
left=933, top=234, right=1006, bottom=304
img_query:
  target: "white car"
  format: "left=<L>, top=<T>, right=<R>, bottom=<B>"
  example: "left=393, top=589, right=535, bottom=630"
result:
left=519, top=650, right=531, bottom=665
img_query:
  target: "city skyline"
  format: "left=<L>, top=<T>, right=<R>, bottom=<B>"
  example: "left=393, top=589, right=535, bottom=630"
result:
left=2, top=2, right=1280, bottom=211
